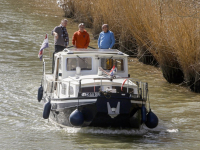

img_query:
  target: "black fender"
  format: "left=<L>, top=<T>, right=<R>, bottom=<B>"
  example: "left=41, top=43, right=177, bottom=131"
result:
left=43, top=101, right=51, bottom=119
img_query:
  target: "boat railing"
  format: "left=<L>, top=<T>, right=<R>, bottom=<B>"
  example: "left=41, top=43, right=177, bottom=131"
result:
left=42, top=58, right=53, bottom=75
left=67, top=76, right=148, bottom=100
left=44, top=76, right=148, bottom=101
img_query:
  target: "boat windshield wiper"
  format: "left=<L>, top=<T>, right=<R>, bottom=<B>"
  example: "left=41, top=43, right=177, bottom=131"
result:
left=76, top=55, right=87, bottom=63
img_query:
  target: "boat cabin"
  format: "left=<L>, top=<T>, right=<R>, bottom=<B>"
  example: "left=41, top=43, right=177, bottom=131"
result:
left=53, top=49, right=129, bottom=79
left=43, top=48, right=140, bottom=99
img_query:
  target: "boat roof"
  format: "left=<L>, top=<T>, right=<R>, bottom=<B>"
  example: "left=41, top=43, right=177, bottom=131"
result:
left=58, top=48, right=129, bottom=56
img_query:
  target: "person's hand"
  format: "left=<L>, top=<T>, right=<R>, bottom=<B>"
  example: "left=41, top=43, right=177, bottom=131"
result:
left=54, top=32, right=58, bottom=39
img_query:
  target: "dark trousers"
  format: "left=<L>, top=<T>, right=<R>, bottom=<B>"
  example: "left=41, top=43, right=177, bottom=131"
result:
left=52, top=45, right=66, bottom=73
left=55, top=45, right=66, bottom=53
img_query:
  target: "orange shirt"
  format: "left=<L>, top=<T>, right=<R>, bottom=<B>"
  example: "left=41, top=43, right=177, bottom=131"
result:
left=72, top=30, right=90, bottom=48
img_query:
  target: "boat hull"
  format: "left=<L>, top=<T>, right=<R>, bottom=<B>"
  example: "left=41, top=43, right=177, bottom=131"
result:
left=45, top=93, right=143, bottom=129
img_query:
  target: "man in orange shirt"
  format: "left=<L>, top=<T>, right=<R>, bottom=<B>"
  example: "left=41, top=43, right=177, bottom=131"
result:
left=72, top=23, right=90, bottom=48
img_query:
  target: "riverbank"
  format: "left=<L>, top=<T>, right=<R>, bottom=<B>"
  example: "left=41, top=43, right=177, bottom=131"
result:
left=57, top=0, right=200, bottom=93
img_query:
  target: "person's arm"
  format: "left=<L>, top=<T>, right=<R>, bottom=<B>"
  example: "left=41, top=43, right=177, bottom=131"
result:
left=53, top=32, right=58, bottom=39
left=72, top=32, right=76, bottom=48
left=109, top=32, right=115, bottom=49
left=97, top=33, right=101, bottom=48
left=84, top=33, right=90, bottom=48
left=52, top=27, right=59, bottom=39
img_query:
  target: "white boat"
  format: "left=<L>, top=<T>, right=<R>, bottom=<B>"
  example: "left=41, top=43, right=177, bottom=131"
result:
left=37, top=48, right=158, bottom=129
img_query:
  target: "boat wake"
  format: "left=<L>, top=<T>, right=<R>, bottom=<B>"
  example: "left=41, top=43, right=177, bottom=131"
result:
left=62, top=126, right=147, bottom=135
left=48, top=119, right=179, bottom=136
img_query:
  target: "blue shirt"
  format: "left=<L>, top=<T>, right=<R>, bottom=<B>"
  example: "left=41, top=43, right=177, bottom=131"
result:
left=98, top=31, right=115, bottom=49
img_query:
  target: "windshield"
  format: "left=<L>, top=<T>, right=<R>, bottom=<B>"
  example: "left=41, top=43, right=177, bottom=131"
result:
left=101, top=58, right=124, bottom=71
left=66, top=57, right=92, bottom=71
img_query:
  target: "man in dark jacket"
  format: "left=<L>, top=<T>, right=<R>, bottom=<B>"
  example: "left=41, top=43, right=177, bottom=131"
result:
left=52, top=19, right=69, bottom=73
left=52, top=19, right=69, bottom=53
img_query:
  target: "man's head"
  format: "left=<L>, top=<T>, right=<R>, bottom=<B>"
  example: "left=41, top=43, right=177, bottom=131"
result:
left=102, top=24, right=109, bottom=33
left=61, top=19, right=68, bottom=27
left=78, top=23, right=85, bottom=32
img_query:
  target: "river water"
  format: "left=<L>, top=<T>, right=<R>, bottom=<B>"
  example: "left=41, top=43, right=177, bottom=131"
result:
left=0, top=0, right=200, bottom=149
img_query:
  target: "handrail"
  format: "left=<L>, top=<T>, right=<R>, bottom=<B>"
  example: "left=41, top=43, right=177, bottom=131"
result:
left=88, top=46, right=96, bottom=49
left=68, top=76, right=142, bottom=82
left=44, top=77, right=148, bottom=100
left=66, top=45, right=97, bottom=49
left=66, top=45, right=74, bottom=48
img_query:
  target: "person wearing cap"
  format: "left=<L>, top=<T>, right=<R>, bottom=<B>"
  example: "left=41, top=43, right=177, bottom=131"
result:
left=72, top=23, right=90, bottom=49
left=98, top=24, right=115, bottom=49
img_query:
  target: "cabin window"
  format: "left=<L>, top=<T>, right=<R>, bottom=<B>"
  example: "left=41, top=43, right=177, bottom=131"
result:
left=66, top=57, right=92, bottom=71
left=69, top=86, right=74, bottom=95
left=61, top=83, right=67, bottom=95
left=101, top=58, right=124, bottom=71
left=81, top=86, right=100, bottom=92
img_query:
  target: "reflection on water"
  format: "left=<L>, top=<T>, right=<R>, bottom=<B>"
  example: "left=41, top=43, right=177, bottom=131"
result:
left=0, top=0, right=200, bottom=149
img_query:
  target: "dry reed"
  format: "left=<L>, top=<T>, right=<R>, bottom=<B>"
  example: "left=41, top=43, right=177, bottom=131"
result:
left=57, top=0, right=200, bottom=92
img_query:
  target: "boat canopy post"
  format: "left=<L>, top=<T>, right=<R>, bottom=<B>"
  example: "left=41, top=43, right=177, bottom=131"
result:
left=79, top=80, right=82, bottom=93
left=101, top=78, right=102, bottom=91
left=145, top=83, right=148, bottom=101
left=68, top=81, right=70, bottom=98
left=50, top=81, right=54, bottom=98
left=43, top=60, right=45, bottom=76
left=139, top=82, right=142, bottom=99
left=143, top=83, right=145, bottom=99
left=136, top=81, right=139, bottom=98
left=127, top=79, right=129, bottom=93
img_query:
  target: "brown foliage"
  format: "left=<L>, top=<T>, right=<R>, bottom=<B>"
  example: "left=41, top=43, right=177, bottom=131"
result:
left=58, top=0, right=200, bottom=91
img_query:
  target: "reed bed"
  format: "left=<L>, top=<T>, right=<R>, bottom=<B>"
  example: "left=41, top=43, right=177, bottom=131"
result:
left=58, top=0, right=200, bottom=92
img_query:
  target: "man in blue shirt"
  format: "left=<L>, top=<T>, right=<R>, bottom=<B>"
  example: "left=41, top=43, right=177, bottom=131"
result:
left=98, top=24, right=115, bottom=49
